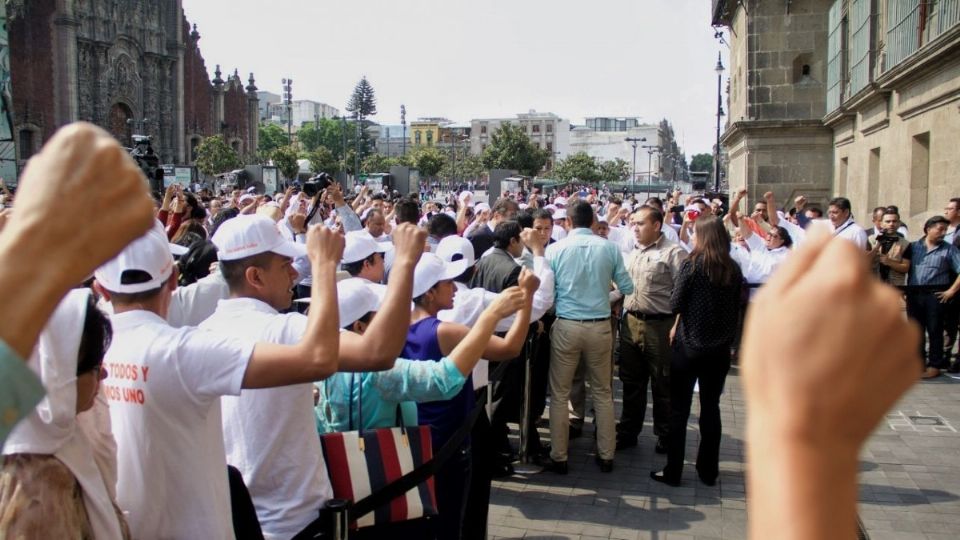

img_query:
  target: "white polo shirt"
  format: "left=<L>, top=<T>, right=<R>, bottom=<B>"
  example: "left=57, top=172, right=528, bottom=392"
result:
left=200, top=298, right=333, bottom=540
left=835, top=218, right=868, bottom=250
left=104, top=310, right=253, bottom=540
left=166, top=272, right=231, bottom=328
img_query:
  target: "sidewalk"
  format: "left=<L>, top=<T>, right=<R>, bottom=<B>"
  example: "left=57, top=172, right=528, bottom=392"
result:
left=489, top=368, right=960, bottom=540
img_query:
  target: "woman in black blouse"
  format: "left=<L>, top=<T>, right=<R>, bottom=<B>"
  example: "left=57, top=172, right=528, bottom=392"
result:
left=651, top=216, right=744, bottom=487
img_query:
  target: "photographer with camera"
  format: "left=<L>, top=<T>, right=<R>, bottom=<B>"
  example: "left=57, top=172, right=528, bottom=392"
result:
left=868, top=207, right=910, bottom=287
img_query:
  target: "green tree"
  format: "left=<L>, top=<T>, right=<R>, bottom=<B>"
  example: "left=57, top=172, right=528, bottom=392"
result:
left=553, top=152, right=601, bottom=183
left=345, top=76, right=377, bottom=119
left=361, top=153, right=399, bottom=174
left=296, top=122, right=322, bottom=152
left=690, top=153, right=714, bottom=172
left=307, top=147, right=338, bottom=175
left=195, top=135, right=243, bottom=177
left=481, top=122, right=549, bottom=177
left=411, top=147, right=447, bottom=179
left=258, top=123, right=289, bottom=156
left=598, top=158, right=630, bottom=183
left=271, top=145, right=300, bottom=181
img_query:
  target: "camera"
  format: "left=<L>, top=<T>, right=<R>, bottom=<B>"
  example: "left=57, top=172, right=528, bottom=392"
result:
left=302, top=172, right=333, bottom=197
left=875, top=232, right=901, bottom=253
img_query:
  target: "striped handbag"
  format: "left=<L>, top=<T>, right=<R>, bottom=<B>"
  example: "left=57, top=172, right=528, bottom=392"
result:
left=318, top=375, right=438, bottom=530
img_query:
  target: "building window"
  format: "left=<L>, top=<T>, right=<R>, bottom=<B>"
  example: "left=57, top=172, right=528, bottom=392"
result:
left=426, top=131, right=433, bottom=146
left=481, top=144, right=487, bottom=152
left=415, top=131, right=422, bottom=145
left=480, top=125, right=487, bottom=135
left=190, top=136, right=201, bottom=162
left=546, top=142, right=553, bottom=152
left=532, top=124, right=540, bottom=133
left=18, top=129, right=36, bottom=160
left=910, top=134, right=929, bottom=217
left=546, top=124, right=553, bottom=133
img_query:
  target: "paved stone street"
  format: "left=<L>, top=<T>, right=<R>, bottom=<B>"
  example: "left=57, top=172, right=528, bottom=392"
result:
left=490, top=367, right=960, bottom=540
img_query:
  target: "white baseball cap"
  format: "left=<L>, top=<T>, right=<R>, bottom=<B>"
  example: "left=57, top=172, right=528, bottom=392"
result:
left=95, top=221, right=175, bottom=294
left=238, top=193, right=255, bottom=205
left=342, top=231, right=393, bottom=264
left=212, top=214, right=307, bottom=261
left=553, top=208, right=567, bottom=220
left=413, top=253, right=469, bottom=298
left=554, top=196, right=568, bottom=207
left=338, top=278, right=381, bottom=329
left=474, top=202, right=490, bottom=213
left=435, top=236, right=476, bottom=268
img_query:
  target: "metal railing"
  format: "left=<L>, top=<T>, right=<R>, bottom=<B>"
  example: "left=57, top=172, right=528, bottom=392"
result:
left=850, top=0, right=874, bottom=96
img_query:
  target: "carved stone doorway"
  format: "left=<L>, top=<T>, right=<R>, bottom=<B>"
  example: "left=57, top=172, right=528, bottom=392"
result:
left=108, top=102, right=133, bottom=146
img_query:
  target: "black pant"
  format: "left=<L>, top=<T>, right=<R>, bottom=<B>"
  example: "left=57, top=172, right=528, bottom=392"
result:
left=617, top=316, right=672, bottom=439
left=435, top=444, right=471, bottom=540
left=907, top=292, right=949, bottom=369
left=944, top=299, right=960, bottom=365
left=662, top=341, right=731, bottom=483
left=228, top=465, right=265, bottom=540
left=461, top=411, right=491, bottom=540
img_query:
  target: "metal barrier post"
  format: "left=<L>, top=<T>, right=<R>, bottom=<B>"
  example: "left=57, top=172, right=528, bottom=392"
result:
left=514, top=335, right=543, bottom=474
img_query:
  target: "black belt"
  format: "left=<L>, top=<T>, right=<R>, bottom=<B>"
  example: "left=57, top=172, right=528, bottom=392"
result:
left=626, top=311, right=672, bottom=321
left=558, top=316, right=610, bottom=323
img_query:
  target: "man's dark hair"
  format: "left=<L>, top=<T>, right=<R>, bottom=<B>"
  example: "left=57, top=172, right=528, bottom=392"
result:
left=341, top=253, right=378, bottom=277
left=493, top=221, right=522, bottom=249
left=771, top=225, right=794, bottom=249
left=881, top=206, right=900, bottom=220
left=806, top=206, right=824, bottom=218
left=950, top=197, right=960, bottom=207
left=828, top=197, right=852, bottom=212
left=219, top=251, right=281, bottom=291
left=427, top=213, right=458, bottom=239
left=492, top=198, right=519, bottom=218
left=531, top=209, right=553, bottom=223
left=394, top=198, right=420, bottom=225
left=362, top=208, right=383, bottom=227
left=636, top=205, right=664, bottom=226
left=105, top=269, right=166, bottom=305
left=644, top=197, right=664, bottom=211
left=924, top=215, right=950, bottom=234
left=210, top=207, right=240, bottom=237
left=873, top=206, right=887, bottom=216
left=569, top=201, right=595, bottom=229
left=77, top=294, right=112, bottom=376
left=516, top=210, right=534, bottom=230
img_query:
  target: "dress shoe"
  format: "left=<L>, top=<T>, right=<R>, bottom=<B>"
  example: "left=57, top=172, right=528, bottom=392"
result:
left=595, top=456, right=614, bottom=473
left=696, top=469, right=717, bottom=486
left=615, top=436, right=637, bottom=451
left=649, top=470, right=681, bottom=487
left=491, top=462, right=515, bottom=478
left=543, top=458, right=568, bottom=475
left=655, top=437, right=668, bottom=454
left=947, top=363, right=960, bottom=374
left=922, top=367, right=942, bottom=379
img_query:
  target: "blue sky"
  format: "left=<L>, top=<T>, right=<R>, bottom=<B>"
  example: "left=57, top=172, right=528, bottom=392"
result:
left=184, top=0, right=725, bottom=156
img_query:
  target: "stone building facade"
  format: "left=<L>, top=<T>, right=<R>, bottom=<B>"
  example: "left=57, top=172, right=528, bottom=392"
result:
left=824, top=0, right=960, bottom=232
left=713, top=0, right=959, bottom=231
left=713, top=0, right=836, bottom=208
left=8, top=0, right=258, bottom=171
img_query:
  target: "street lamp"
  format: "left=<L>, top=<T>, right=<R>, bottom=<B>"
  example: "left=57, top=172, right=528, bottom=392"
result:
left=400, top=105, right=407, bottom=157
left=282, top=78, right=293, bottom=145
left=625, top=137, right=646, bottom=186
left=714, top=52, right=725, bottom=193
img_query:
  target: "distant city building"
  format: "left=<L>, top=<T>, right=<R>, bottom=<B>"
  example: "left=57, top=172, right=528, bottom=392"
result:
left=410, top=118, right=451, bottom=148
left=371, top=124, right=409, bottom=157
left=470, top=110, right=570, bottom=168
left=569, top=123, right=663, bottom=182
left=266, top=99, right=340, bottom=129
left=585, top=117, right=641, bottom=132
left=257, top=91, right=281, bottom=120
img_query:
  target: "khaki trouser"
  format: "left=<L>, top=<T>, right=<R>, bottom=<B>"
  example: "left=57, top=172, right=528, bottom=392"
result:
left=549, top=318, right=616, bottom=461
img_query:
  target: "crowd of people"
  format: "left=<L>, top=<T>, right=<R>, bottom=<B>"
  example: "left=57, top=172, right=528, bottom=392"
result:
left=0, top=122, right=954, bottom=539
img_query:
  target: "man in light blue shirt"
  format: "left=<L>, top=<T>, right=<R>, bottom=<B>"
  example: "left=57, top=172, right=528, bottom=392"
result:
left=544, top=201, right=634, bottom=473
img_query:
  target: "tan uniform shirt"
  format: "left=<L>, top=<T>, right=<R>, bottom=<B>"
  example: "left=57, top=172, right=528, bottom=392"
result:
left=623, top=233, right=688, bottom=315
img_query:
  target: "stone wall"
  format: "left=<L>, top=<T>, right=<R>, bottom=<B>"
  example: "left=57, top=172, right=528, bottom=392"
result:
left=9, top=0, right=57, bottom=148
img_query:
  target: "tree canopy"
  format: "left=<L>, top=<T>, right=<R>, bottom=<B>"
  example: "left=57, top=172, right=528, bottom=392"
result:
left=690, top=153, right=714, bottom=172
left=411, top=147, right=447, bottom=179
left=195, top=135, right=243, bottom=177
left=308, top=146, right=338, bottom=175
left=345, top=76, right=377, bottom=119
left=271, top=145, right=300, bottom=181
left=553, top=152, right=601, bottom=183
left=258, top=123, right=289, bottom=156
left=480, top=122, right=549, bottom=177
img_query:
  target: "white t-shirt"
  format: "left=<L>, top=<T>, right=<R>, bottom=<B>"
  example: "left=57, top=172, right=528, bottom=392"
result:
left=105, top=310, right=253, bottom=540
left=200, top=298, right=332, bottom=540
left=166, top=272, right=231, bottom=328
left=835, top=218, right=868, bottom=250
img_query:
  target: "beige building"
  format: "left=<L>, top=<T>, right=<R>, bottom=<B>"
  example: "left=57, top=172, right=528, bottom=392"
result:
left=713, top=0, right=835, bottom=210
left=713, top=0, right=960, bottom=232
left=824, top=0, right=960, bottom=232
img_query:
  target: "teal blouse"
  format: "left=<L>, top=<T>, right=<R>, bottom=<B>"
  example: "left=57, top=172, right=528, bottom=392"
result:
left=0, top=340, right=45, bottom=446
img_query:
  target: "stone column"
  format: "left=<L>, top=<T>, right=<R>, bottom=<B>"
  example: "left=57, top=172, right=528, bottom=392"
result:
left=52, top=0, right=79, bottom=128
left=212, top=64, right=224, bottom=135
left=246, top=73, right=259, bottom=160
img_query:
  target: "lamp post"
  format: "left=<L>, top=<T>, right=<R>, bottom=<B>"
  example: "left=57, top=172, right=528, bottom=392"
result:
left=714, top=51, right=725, bottom=193
left=625, top=137, right=646, bottom=186
left=400, top=104, right=407, bottom=157
left=282, top=78, right=292, bottom=145
left=385, top=127, right=390, bottom=158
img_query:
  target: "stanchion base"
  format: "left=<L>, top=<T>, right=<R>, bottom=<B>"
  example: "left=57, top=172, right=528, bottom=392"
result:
left=512, top=463, right=544, bottom=475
